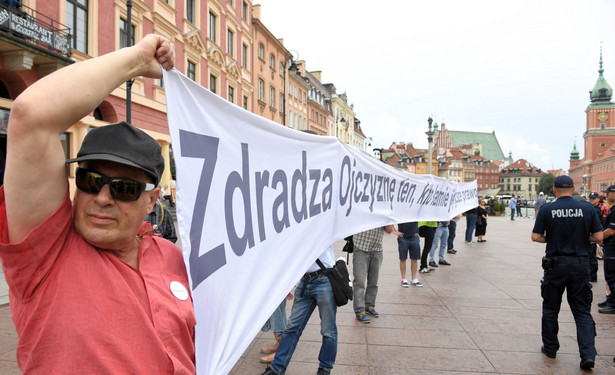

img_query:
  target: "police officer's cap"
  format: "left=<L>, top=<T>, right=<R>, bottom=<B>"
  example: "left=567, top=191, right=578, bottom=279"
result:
left=589, top=192, right=600, bottom=199
left=553, top=176, right=574, bottom=188
left=603, top=185, right=615, bottom=193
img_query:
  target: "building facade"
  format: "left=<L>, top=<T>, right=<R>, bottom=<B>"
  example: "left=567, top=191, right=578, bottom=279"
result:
left=569, top=50, right=615, bottom=195
left=499, top=159, right=543, bottom=200
left=325, top=84, right=355, bottom=145
left=0, top=0, right=374, bottom=190
left=295, top=63, right=331, bottom=136
left=252, top=4, right=288, bottom=124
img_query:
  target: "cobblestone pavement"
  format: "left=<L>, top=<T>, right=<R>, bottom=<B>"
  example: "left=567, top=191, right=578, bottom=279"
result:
left=1, top=215, right=614, bottom=374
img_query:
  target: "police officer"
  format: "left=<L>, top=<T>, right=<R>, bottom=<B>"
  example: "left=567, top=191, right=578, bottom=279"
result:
left=532, top=176, right=603, bottom=370
left=599, top=185, right=615, bottom=314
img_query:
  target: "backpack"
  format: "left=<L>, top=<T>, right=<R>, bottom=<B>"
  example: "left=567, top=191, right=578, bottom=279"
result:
left=316, top=259, right=353, bottom=307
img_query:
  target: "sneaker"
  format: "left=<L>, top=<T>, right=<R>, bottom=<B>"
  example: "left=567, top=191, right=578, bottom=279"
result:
left=316, top=368, right=331, bottom=375
left=447, top=249, right=457, bottom=254
left=465, top=241, right=472, bottom=245
left=401, top=279, right=410, bottom=287
left=356, top=313, right=370, bottom=324
left=439, top=260, right=451, bottom=266
left=366, top=308, right=379, bottom=318
left=419, top=267, right=431, bottom=274
left=411, top=280, right=423, bottom=287
left=429, top=261, right=438, bottom=268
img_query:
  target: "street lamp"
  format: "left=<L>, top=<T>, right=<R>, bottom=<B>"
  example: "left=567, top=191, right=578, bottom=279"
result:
left=373, top=148, right=384, bottom=162
left=126, top=0, right=133, bottom=123
left=425, top=117, right=434, bottom=175
left=364, top=136, right=373, bottom=152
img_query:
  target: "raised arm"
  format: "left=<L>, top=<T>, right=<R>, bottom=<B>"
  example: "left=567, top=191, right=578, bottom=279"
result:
left=4, top=34, right=174, bottom=243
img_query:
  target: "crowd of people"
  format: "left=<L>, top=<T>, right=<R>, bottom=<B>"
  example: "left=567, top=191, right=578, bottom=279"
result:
left=0, top=33, right=612, bottom=375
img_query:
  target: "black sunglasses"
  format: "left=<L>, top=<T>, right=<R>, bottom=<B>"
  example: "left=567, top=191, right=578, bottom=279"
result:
left=75, top=168, right=155, bottom=202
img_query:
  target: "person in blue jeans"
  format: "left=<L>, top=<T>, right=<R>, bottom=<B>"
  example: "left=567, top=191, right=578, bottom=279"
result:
left=262, top=246, right=337, bottom=375
left=429, top=221, right=451, bottom=267
left=465, top=207, right=478, bottom=244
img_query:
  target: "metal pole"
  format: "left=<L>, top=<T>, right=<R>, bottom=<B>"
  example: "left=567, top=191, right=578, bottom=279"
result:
left=426, top=117, right=434, bottom=175
left=126, top=0, right=133, bottom=123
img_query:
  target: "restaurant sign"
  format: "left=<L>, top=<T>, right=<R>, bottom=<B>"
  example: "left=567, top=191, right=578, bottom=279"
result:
left=0, top=8, right=71, bottom=56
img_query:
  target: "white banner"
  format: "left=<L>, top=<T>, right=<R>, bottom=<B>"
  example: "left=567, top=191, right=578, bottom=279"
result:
left=163, top=69, right=478, bottom=374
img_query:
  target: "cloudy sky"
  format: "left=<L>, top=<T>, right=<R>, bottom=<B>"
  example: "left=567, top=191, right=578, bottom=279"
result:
left=256, top=0, right=615, bottom=171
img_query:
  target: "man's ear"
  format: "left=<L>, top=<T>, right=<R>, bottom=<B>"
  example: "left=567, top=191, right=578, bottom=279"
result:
left=146, top=188, right=160, bottom=212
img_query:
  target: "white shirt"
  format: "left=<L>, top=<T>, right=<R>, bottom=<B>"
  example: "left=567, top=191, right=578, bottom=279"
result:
left=305, top=246, right=335, bottom=272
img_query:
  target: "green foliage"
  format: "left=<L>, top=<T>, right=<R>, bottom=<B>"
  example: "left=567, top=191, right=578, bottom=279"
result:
left=494, top=201, right=504, bottom=212
left=537, top=174, right=555, bottom=197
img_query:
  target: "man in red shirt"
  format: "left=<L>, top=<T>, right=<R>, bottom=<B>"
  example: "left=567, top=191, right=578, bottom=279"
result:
left=0, top=35, right=195, bottom=374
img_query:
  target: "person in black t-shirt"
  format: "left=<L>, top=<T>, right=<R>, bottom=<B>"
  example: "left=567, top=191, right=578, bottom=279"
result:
left=532, top=176, right=602, bottom=370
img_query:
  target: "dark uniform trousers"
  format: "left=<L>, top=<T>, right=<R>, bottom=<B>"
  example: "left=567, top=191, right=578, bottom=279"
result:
left=604, top=244, right=615, bottom=308
left=589, top=243, right=599, bottom=280
left=541, top=256, right=596, bottom=359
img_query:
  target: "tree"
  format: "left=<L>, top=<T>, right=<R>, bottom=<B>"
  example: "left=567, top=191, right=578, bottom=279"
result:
left=537, top=174, right=555, bottom=197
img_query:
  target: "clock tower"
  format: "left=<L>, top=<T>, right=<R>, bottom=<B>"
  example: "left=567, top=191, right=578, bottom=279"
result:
left=570, top=47, right=615, bottom=195
left=584, top=47, right=614, bottom=162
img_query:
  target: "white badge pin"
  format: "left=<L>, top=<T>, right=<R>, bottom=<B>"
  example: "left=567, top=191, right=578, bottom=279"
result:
left=170, top=281, right=189, bottom=301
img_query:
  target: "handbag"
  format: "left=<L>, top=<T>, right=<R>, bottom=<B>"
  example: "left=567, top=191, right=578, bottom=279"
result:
left=342, top=236, right=354, bottom=253
left=316, top=259, right=353, bottom=307
left=342, top=236, right=353, bottom=263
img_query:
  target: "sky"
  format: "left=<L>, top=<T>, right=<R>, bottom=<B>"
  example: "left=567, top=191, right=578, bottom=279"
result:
left=255, top=0, right=615, bottom=171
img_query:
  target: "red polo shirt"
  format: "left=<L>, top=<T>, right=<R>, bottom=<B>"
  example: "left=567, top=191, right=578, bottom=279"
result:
left=0, top=188, right=196, bottom=374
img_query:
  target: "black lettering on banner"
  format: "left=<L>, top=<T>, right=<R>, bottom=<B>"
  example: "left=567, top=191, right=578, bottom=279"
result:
left=398, top=180, right=416, bottom=206
left=417, top=184, right=433, bottom=205
left=382, top=177, right=391, bottom=204
left=309, top=169, right=322, bottom=217
left=388, top=179, right=396, bottom=209
left=339, top=156, right=351, bottom=207
left=225, top=143, right=255, bottom=257
left=322, top=168, right=333, bottom=211
left=354, top=170, right=363, bottom=203
left=346, top=159, right=357, bottom=216
left=369, top=173, right=377, bottom=211
left=179, top=130, right=226, bottom=289
left=271, top=170, right=290, bottom=233
left=361, top=173, right=371, bottom=203
left=376, top=175, right=384, bottom=202
left=291, top=151, right=308, bottom=223
left=255, top=171, right=270, bottom=242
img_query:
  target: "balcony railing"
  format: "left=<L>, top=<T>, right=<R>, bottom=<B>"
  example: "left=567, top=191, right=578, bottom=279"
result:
left=0, top=1, right=71, bottom=57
